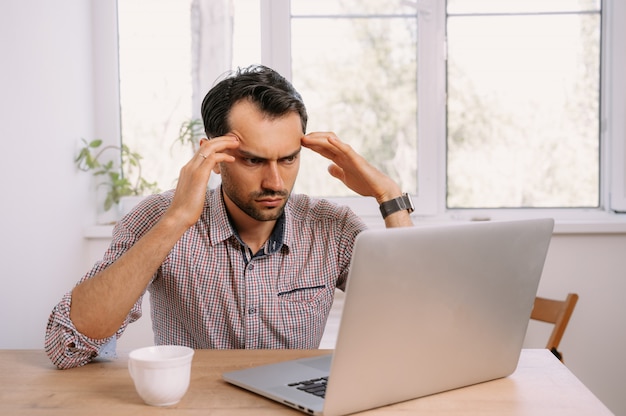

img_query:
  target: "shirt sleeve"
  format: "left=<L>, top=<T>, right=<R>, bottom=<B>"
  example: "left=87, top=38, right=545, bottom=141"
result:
left=44, top=289, right=143, bottom=370
left=335, top=206, right=368, bottom=291
left=44, top=194, right=169, bottom=369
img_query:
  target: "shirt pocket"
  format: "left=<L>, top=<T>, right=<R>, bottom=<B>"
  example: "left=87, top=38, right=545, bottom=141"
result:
left=276, top=280, right=335, bottom=348
left=277, top=284, right=327, bottom=303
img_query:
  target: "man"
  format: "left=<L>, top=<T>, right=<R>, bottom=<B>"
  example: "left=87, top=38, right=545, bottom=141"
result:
left=45, top=65, right=413, bottom=369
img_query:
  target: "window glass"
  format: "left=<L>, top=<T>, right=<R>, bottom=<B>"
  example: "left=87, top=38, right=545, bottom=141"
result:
left=291, top=1, right=418, bottom=197
left=291, top=0, right=415, bottom=15
left=446, top=3, right=601, bottom=208
left=118, top=0, right=260, bottom=192
left=232, top=0, right=261, bottom=67
left=118, top=0, right=193, bottom=191
left=117, top=0, right=605, bottom=211
left=447, top=0, right=600, bottom=14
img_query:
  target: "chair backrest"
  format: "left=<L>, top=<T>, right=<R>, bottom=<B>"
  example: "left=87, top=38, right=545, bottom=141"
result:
left=530, top=293, right=579, bottom=361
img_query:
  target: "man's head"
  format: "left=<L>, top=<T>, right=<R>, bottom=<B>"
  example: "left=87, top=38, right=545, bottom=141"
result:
left=201, top=66, right=307, bottom=224
left=201, top=65, right=308, bottom=138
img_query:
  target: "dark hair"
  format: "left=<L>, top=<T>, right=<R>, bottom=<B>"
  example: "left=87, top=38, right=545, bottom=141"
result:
left=201, top=65, right=308, bottom=138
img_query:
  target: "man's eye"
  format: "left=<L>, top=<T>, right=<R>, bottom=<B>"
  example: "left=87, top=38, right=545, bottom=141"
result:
left=243, top=158, right=263, bottom=165
left=281, top=155, right=298, bottom=164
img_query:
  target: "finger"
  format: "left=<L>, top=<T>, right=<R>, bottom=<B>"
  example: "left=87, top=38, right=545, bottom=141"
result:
left=199, top=135, right=240, bottom=154
left=302, top=132, right=343, bottom=160
left=302, top=131, right=339, bottom=147
left=194, top=136, right=240, bottom=167
left=328, top=164, right=345, bottom=181
left=326, top=134, right=354, bottom=156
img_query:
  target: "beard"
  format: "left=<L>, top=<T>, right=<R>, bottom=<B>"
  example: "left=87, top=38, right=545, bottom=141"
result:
left=221, top=178, right=290, bottom=222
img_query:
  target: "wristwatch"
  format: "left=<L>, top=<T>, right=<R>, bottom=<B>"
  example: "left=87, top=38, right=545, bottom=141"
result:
left=379, top=193, right=415, bottom=219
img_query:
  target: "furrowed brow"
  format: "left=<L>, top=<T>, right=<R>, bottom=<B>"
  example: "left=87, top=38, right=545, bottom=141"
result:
left=237, top=149, right=266, bottom=161
left=280, top=148, right=302, bottom=160
left=237, top=147, right=301, bottom=162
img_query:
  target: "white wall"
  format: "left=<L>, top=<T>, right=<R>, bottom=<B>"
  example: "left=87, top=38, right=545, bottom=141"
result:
left=0, top=1, right=625, bottom=415
left=525, top=233, right=626, bottom=415
left=0, top=0, right=95, bottom=348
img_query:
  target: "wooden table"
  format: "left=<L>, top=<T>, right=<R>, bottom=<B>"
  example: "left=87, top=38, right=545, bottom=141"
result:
left=0, top=349, right=612, bottom=415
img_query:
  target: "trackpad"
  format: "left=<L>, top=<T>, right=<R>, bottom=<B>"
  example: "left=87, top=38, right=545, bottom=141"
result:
left=299, top=355, right=332, bottom=372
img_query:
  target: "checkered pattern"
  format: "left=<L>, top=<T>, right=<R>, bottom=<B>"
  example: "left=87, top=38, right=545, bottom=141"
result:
left=45, top=188, right=366, bottom=369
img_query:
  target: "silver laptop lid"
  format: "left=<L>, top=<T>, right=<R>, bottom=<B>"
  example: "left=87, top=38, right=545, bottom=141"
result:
left=323, top=218, right=554, bottom=415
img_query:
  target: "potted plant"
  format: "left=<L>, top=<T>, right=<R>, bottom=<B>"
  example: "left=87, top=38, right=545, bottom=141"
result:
left=75, top=138, right=160, bottom=214
left=171, top=118, right=204, bottom=153
left=171, top=118, right=222, bottom=189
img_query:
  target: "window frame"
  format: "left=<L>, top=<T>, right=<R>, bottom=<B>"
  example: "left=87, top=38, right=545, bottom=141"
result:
left=260, top=0, right=626, bottom=221
left=606, top=0, right=626, bottom=213
left=97, top=0, right=626, bottom=226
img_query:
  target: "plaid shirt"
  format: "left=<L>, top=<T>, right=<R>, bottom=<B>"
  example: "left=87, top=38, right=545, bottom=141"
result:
left=45, top=187, right=366, bottom=369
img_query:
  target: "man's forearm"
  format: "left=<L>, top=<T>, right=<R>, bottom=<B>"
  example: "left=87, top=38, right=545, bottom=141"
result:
left=383, top=210, right=414, bottom=228
left=69, top=214, right=190, bottom=339
left=376, top=190, right=414, bottom=228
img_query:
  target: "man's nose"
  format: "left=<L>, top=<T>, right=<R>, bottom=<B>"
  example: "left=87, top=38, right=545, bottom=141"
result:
left=262, top=162, right=284, bottom=190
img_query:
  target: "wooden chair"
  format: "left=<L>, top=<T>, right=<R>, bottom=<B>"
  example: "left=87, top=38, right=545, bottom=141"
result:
left=530, top=293, right=579, bottom=361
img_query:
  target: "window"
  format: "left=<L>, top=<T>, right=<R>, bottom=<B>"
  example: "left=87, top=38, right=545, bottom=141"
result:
left=289, top=1, right=418, bottom=198
left=446, top=1, right=601, bottom=209
left=117, top=0, right=260, bottom=191
left=115, top=0, right=626, bottom=218
left=117, top=0, right=193, bottom=191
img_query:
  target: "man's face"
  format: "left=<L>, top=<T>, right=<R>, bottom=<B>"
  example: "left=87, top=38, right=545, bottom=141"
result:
left=216, top=99, right=303, bottom=222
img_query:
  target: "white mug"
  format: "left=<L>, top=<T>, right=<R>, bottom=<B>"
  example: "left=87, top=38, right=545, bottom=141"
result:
left=128, top=345, right=195, bottom=406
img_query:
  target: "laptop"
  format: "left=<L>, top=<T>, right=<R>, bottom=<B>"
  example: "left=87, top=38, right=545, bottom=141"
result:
left=223, top=218, right=554, bottom=416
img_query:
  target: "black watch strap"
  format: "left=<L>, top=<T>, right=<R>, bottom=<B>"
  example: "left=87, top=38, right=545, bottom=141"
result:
left=379, top=193, right=415, bottom=219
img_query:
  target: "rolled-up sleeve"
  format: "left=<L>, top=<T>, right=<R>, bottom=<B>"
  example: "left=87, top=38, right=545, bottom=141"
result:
left=45, top=292, right=141, bottom=370
left=44, top=287, right=143, bottom=370
left=44, top=195, right=167, bottom=369
left=45, top=291, right=108, bottom=369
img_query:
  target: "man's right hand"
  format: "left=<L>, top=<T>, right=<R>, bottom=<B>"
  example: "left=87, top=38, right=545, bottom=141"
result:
left=69, top=135, right=239, bottom=340
left=165, top=135, right=240, bottom=228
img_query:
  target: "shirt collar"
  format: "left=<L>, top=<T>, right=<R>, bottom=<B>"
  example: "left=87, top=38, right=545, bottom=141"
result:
left=206, top=186, right=288, bottom=254
left=255, top=214, right=285, bottom=255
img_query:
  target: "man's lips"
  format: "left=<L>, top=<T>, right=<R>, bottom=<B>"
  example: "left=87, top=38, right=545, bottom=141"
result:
left=256, top=197, right=283, bottom=208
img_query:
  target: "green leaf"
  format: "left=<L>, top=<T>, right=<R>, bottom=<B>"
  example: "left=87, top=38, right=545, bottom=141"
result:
left=89, top=139, right=103, bottom=148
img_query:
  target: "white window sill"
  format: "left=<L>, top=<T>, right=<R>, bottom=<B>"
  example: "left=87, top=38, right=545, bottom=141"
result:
left=84, top=225, right=115, bottom=239
left=84, top=210, right=626, bottom=239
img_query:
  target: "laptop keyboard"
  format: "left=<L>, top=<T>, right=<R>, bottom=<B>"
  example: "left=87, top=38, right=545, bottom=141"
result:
left=287, top=377, right=329, bottom=398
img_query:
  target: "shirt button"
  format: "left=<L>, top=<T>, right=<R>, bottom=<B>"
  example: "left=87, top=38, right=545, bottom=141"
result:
left=248, top=264, right=255, bottom=271
left=248, top=308, right=257, bottom=315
